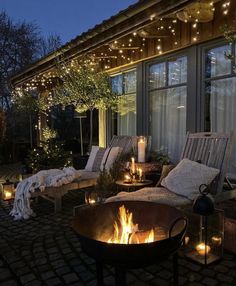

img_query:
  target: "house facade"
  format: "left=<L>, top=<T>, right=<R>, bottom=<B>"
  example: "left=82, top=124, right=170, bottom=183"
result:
left=11, top=0, right=236, bottom=177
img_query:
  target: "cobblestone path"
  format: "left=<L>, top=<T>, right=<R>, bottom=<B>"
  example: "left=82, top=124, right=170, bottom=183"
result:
left=0, top=189, right=236, bottom=285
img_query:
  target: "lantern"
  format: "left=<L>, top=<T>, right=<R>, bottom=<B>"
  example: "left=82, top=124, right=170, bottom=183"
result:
left=184, top=185, right=224, bottom=265
left=85, top=190, right=102, bottom=205
left=0, top=180, right=15, bottom=201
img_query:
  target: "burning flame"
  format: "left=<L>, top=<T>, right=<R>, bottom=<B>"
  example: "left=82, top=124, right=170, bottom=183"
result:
left=108, top=205, right=155, bottom=244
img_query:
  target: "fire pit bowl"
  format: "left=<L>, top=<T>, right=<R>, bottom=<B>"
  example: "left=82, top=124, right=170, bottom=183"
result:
left=72, top=201, right=187, bottom=286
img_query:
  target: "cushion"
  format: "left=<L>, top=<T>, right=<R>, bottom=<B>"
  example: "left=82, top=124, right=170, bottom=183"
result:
left=85, top=146, right=100, bottom=171
left=100, top=147, right=122, bottom=171
left=156, top=164, right=175, bottom=187
left=92, top=147, right=106, bottom=171
left=161, top=158, right=220, bottom=200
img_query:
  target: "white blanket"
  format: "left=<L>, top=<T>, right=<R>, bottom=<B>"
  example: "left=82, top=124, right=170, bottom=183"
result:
left=10, top=167, right=81, bottom=220
left=106, top=187, right=192, bottom=207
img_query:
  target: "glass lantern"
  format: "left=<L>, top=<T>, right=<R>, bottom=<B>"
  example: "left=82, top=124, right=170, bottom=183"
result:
left=85, top=190, right=102, bottom=205
left=184, top=208, right=224, bottom=265
left=0, top=180, right=15, bottom=201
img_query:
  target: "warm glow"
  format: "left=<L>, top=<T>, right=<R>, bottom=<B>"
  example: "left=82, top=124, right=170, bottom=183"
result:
left=211, top=236, right=222, bottom=246
left=124, top=174, right=131, bottom=182
left=196, top=243, right=211, bottom=255
left=4, top=191, right=12, bottom=200
left=89, top=199, right=96, bottom=204
left=108, top=205, right=154, bottom=244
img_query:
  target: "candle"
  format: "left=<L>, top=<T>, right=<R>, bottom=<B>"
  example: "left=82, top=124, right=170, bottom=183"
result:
left=138, top=137, right=145, bottom=163
left=4, top=191, right=12, bottom=200
left=185, top=236, right=190, bottom=245
left=139, top=168, right=143, bottom=180
left=124, top=174, right=131, bottom=183
left=131, top=157, right=136, bottom=174
left=211, top=236, right=222, bottom=246
left=89, top=199, right=96, bottom=204
left=196, top=243, right=211, bottom=256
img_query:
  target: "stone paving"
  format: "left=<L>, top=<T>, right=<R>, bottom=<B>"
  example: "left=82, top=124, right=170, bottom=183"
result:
left=0, top=190, right=236, bottom=286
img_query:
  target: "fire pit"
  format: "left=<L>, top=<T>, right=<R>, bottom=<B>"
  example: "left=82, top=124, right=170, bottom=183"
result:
left=72, top=201, right=187, bottom=286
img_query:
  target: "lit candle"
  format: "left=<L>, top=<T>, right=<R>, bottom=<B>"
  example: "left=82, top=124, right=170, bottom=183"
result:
left=139, top=168, right=143, bottom=180
left=185, top=236, right=190, bottom=245
left=124, top=174, right=131, bottom=183
left=211, top=236, right=222, bottom=246
left=4, top=191, right=12, bottom=200
left=196, top=243, right=211, bottom=256
left=89, top=198, right=96, bottom=205
left=138, top=137, right=145, bottom=163
left=131, top=157, right=136, bottom=174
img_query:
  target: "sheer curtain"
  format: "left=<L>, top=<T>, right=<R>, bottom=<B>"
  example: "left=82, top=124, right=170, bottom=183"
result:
left=150, top=87, right=186, bottom=163
left=112, top=70, right=136, bottom=136
left=149, top=56, right=187, bottom=163
left=210, top=78, right=236, bottom=177
left=117, top=94, right=136, bottom=135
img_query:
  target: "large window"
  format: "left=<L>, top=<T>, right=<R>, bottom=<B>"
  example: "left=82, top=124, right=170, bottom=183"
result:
left=204, top=43, right=236, bottom=177
left=148, top=56, right=187, bottom=163
left=111, top=70, right=136, bottom=135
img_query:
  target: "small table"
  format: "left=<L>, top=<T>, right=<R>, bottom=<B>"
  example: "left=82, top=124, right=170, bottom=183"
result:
left=115, top=179, right=153, bottom=192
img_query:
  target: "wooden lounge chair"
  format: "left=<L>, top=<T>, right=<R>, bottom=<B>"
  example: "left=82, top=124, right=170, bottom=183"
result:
left=181, top=132, right=234, bottom=202
left=33, top=135, right=139, bottom=212
left=107, top=132, right=235, bottom=206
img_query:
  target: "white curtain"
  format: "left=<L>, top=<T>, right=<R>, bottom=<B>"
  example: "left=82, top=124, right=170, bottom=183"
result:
left=150, top=86, right=186, bottom=163
left=210, top=78, right=236, bottom=177
left=117, top=94, right=136, bottom=135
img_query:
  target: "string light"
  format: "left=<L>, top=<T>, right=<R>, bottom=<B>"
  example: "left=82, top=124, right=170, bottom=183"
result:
left=14, top=0, right=231, bottom=92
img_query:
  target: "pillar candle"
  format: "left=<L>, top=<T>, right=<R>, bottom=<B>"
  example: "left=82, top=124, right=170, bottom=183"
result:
left=131, top=157, right=135, bottom=174
left=138, top=138, right=145, bottom=162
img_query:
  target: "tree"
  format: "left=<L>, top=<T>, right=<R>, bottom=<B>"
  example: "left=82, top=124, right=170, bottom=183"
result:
left=0, top=12, right=62, bottom=162
left=0, top=12, right=62, bottom=110
left=48, top=59, right=118, bottom=152
left=12, top=90, right=39, bottom=148
left=39, top=34, right=62, bottom=57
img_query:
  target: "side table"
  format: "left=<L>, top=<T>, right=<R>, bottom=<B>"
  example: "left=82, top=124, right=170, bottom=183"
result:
left=115, top=179, right=153, bottom=192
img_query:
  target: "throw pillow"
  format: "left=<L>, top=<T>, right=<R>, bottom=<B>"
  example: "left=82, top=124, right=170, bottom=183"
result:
left=161, top=158, right=220, bottom=200
left=100, top=147, right=122, bottom=171
left=92, top=147, right=106, bottom=171
left=156, top=164, right=175, bottom=187
left=84, top=146, right=100, bottom=171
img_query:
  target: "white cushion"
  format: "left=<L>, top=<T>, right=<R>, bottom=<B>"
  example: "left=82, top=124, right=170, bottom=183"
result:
left=100, top=147, right=122, bottom=171
left=161, top=158, right=220, bottom=200
left=84, top=146, right=100, bottom=171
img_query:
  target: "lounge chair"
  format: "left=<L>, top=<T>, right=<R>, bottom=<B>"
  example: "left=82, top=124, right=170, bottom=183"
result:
left=107, top=132, right=235, bottom=207
left=32, top=135, right=139, bottom=212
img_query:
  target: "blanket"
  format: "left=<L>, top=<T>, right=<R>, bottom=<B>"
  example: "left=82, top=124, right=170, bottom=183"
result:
left=10, top=167, right=81, bottom=220
left=106, top=187, right=192, bottom=207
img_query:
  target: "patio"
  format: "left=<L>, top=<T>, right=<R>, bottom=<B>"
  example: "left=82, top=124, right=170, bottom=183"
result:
left=0, top=186, right=236, bottom=286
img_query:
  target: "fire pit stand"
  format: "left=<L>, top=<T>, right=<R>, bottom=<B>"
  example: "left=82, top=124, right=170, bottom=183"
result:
left=72, top=201, right=187, bottom=286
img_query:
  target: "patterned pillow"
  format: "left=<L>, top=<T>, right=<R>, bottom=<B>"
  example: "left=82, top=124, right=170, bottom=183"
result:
left=100, top=147, right=122, bottom=171
left=92, top=148, right=106, bottom=171
left=161, top=158, right=220, bottom=200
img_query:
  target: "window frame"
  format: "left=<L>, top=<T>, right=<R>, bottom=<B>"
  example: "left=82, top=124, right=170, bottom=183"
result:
left=199, top=38, right=235, bottom=131
left=144, top=47, right=197, bottom=136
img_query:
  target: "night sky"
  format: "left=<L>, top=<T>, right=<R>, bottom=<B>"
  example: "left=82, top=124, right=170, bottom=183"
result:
left=0, top=0, right=137, bottom=44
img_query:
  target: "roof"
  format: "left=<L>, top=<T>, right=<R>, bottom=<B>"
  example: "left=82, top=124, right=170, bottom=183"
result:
left=11, top=0, right=196, bottom=86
